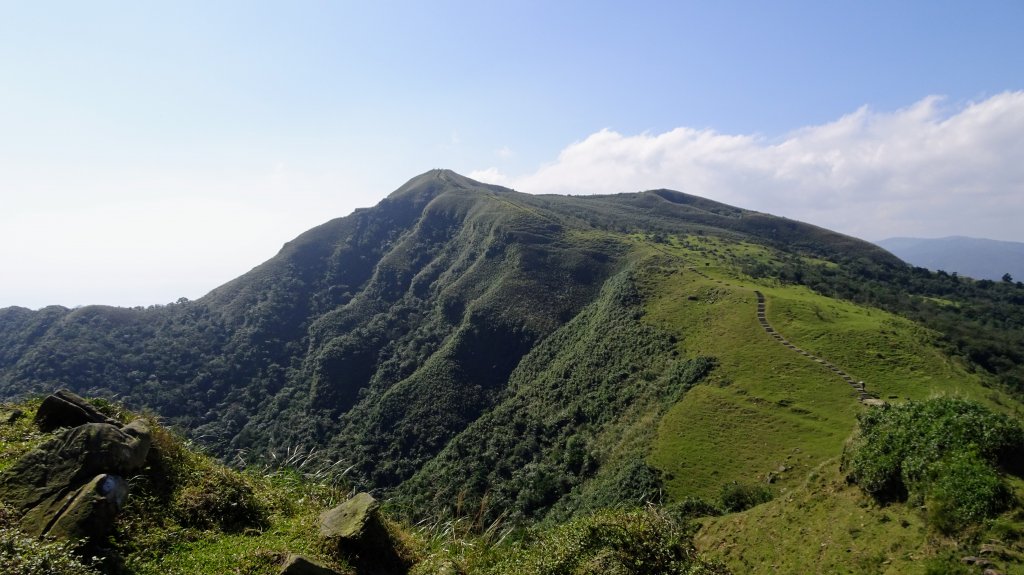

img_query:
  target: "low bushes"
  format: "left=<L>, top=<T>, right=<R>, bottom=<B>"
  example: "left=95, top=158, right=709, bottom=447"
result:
left=719, top=481, right=772, bottom=513
left=842, top=398, right=1024, bottom=533
left=486, top=506, right=728, bottom=575
left=0, top=503, right=99, bottom=575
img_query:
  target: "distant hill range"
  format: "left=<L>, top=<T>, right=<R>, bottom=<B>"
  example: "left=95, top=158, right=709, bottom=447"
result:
left=876, top=236, right=1024, bottom=282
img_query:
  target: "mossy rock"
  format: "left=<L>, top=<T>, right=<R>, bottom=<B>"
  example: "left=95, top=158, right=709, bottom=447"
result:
left=319, top=492, right=381, bottom=543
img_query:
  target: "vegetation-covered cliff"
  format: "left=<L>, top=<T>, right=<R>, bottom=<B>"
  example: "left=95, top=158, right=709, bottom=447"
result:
left=2, top=170, right=1024, bottom=572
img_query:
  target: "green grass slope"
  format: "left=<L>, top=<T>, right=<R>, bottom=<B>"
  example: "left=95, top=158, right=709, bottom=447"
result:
left=641, top=235, right=1016, bottom=501
left=0, top=170, right=906, bottom=495
left=697, top=457, right=1024, bottom=574
left=626, top=236, right=1024, bottom=574
left=1, top=396, right=725, bottom=575
left=3, top=170, right=1024, bottom=574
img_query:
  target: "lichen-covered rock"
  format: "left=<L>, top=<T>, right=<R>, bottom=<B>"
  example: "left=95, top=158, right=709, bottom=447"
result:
left=0, top=420, right=150, bottom=515
left=319, top=492, right=381, bottom=543
left=319, top=492, right=410, bottom=574
left=0, top=417, right=151, bottom=554
left=21, top=473, right=129, bottom=539
left=34, top=389, right=119, bottom=432
left=280, top=554, right=342, bottom=575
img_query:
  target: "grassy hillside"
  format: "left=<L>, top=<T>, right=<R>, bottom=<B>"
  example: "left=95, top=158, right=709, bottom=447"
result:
left=2, top=170, right=1024, bottom=572
left=0, top=398, right=356, bottom=575
left=640, top=235, right=1015, bottom=501
left=0, top=397, right=726, bottom=575
left=698, top=458, right=1024, bottom=574
left=0, top=170, right=909, bottom=493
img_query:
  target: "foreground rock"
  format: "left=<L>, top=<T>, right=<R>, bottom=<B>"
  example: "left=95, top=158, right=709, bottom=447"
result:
left=0, top=393, right=152, bottom=552
left=34, top=388, right=120, bottom=432
left=320, top=492, right=384, bottom=544
left=320, top=492, right=410, bottom=574
left=0, top=407, right=23, bottom=424
left=0, top=419, right=150, bottom=515
left=22, top=473, right=129, bottom=539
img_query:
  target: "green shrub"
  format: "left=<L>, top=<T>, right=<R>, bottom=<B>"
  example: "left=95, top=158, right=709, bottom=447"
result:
left=120, top=417, right=268, bottom=533
left=843, top=398, right=1024, bottom=531
left=665, top=497, right=722, bottom=521
left=173, top=467, right=267, bottom=532
left=0, top=528, right=100, bottom=575
left=925, top=450, right=1012, bottom=534
left=488, top=507, right=728, bottom=575
left=719, top=481, right=772, bottom=513
left=0, top=505, right=99, bottom=575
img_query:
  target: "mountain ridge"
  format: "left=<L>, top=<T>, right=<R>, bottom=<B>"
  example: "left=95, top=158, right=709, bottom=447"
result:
left=2, top=170, right=1023, bottom=573
left=0, top=169, right=902, bottom=480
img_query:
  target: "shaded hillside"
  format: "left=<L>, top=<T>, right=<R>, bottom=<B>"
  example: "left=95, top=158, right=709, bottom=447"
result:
left=2, top=170, right=1023, bottom=530
left=877, top=235, right=1024, bottom=282
left=0, top=394, right=730, bottom=575
left=0, top=172, right=887, bottom=469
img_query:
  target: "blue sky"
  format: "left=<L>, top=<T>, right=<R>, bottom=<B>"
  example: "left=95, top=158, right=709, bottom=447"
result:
left=2, top=1, right=1023, bottom=308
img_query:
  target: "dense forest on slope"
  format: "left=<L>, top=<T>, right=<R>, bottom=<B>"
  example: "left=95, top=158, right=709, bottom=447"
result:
left=1, top=395, right=731, bottom=575
left=2, top=170, right=1023, bottom=539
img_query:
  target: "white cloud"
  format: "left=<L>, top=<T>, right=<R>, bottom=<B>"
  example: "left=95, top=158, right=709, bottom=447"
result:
left=471, top=92, right=1024, bottom=242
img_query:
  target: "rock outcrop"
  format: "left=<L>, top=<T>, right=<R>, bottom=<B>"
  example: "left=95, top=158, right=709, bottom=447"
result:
left=0, top=419, right=150, bottom=515
left=320, top=492, right=409, bottom=574
left=0, top=392, right=152, bottom=551
left=280, top=554, right=344, bottom=575
left=34, top=388, right=120, bottom=432
left=319, top=492, right=383, bottom=544
left=24, top=473, right=129, bottom=540
left=0, top=407, right=22, bottom=424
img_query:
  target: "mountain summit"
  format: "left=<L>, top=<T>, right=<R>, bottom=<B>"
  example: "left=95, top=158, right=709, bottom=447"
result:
left=0, top=168, right=896, bottom=474
left=2, top=170, right=1023, bottom=572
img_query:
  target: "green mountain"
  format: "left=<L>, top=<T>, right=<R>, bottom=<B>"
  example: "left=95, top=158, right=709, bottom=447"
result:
left=2, top=170, right=1024, bottom=573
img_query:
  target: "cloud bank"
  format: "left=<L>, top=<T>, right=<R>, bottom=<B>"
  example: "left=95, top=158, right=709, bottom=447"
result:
left=471, top=92, right=1024, bottom=242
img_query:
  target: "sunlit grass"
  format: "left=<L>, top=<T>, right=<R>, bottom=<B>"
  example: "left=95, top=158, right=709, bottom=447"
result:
left=637, top=235, right=1012, bottom=502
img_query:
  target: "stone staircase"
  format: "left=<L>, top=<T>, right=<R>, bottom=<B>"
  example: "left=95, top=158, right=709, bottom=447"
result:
left=754, top=290, right=872, bottom=402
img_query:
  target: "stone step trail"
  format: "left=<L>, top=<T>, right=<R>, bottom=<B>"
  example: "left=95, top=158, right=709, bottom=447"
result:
left=684, top=266, right=872, bottom=403
left=754, top=291, right=871, bottom=402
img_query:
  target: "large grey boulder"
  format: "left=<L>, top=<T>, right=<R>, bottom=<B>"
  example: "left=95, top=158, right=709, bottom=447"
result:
left=34, top=389, right=119, bottom=432
left=319, top=492, right=382, bottom=543
left=319, top=492, right=409, bottom=574
left=0, top=414, right=151, bottom=551
left=0, top=419, right=150, bottom=515
left=21, top=473, right=129, bottom=539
